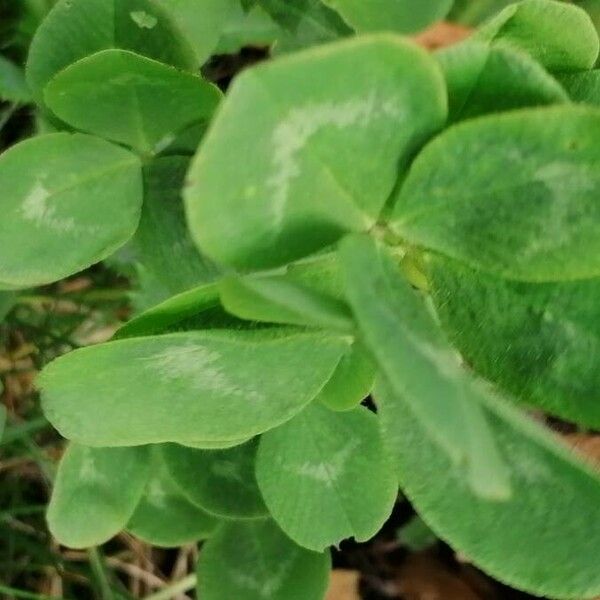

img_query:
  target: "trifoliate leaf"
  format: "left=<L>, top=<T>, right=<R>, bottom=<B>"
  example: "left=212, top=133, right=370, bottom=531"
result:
left=185, top=34, right=447, bottom=270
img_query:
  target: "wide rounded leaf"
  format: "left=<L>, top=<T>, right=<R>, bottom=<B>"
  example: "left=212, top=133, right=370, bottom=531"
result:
left=429, top=255, right=600, bottom=427
left=45, top=50, right=221, bottom=153
left=162, top=440, right=268, bottom=519
left=198, top=520, right=331, bottom=600
left=256, top=403, right=397, bottom=551
left=185, top=34, right=447, bottom=270
left=39, top=329, right=349, bottom=446
left=47, top=444, right=150, bottom=548
left=26, top=0, right=196, bottom=100
left=126, top=448, right=218, bottom=547
left=375, top=376, right=600, bottom=599
left=474, top=0, right=599, bottom=72
left=437, top=41, right=568, bottom=123
left=559, top=70, right=600, bottom=106
left=0, top=133, right=142, bottom=288
left=392, top=107, right=600, bottom=283
left=322, top=0, right=452, bottom=33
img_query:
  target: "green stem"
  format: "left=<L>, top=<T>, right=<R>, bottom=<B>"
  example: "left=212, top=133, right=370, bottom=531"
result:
left=142, top=574, right=197, bottom=600
left=88, top=548, right=116, bottom=600
left=1, top=417, right=49, bottom=446
left=0, top=585, right=65, bottom=600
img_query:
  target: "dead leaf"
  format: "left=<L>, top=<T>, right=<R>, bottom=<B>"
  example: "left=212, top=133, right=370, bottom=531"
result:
left=325, top=570, right=361, bottom=600
left=395, top=551, right=486, bottom=600
left=563, top=433, right=600, bottom=469
left=413, top=22, right=471, bottom=50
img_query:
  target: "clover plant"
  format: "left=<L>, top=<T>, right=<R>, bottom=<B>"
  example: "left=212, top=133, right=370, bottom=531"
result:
left=2, top=0, right=600, bottom=598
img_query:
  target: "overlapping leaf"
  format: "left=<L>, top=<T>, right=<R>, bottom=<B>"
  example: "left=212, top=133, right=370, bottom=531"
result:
left=256, top=402, right=397, bottom=551
left=375, top=376, right=600, bottom=599
left=26, top=0, right=196, bottom=100
left=198, top=520, right=331, bottom=600
left=160, top=0, right=238, bottom=65
left=429, top=255, right=600, bottom=427
left=560, top=70, right=600, bottom=105
left=45, top=50, right=221, bottom=153
left=437, top=41, right=568, bottom=122
left=127, top=448, right=218, bottom=546
left=185, top=35, right=447, bottom=270
left=322, top=0, right=453, bottom=33
left=318, top=341, right=375, bottom=411
left=47, top=444, right=150, bottom=548
left=474, top=0, right=599, bottom=72
left=339, top=235, right=511, bottom=499
left=392, top=107, right=600, bottom=282
left=219, top=274, right=353, bottom=331
left=162, top=440, right=268, bottom=519
left=40, top=329, right=349, bottom=446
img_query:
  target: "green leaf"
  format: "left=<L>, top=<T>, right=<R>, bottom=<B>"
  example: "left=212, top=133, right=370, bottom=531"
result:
left=47, top=444, right=150, bottom=548
left=0, top=133, right=142, bottom=288
left=44, top=50, right=221, bottom=153
left=322, top=0, right=453, bottom=33
left=161, top=0, right=239, bottom=65
left=162, top=439, right=268, bottom=519
left=392, top=106, right=600, bottom=283
left=398, top=516, right=437, bottom=551
left=117, top=252, right=346, bottom=339
left=219, top=274, right=354, bottom=331
left=429, top=254, right=600, bottom=428
left=0, top=405, right=6, bottom=442
left=278, top=252, right=346, bottom=299
left=437, top=40, right=568, bottom=123
left=0, top=56, right=31, bottom=103
left=26, top=0, right=196, bottom=101
left=449, top=0, right=515, bottom=25
left=318, top=341, right=375, bottom=411
left=40, top=329, right=349, bottom=446
left=559, top=70, right=600, bottom=105
left=216, top=3, right=280, bottom=54
left=339, top=235, right=511, bottom=500
left=185, top=34, right=447, bottom=270
left=256, top=402, right=397, bottom=551
left=474, top=0, right=599, bottom=72
left=126, top=447, right=218, bottom=547
left=130, top=157, right=220, bottom=312
left=115, top=282, right=222, bottom=338
left=259, top=0, right=351, bottom=53
left=0, top=292, right=16, bottom=322
left=198, top=520, right=331, bottom=600
left=375, top=375, right=600, bottom=599
left=180, top=437, right=252, bottom=450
